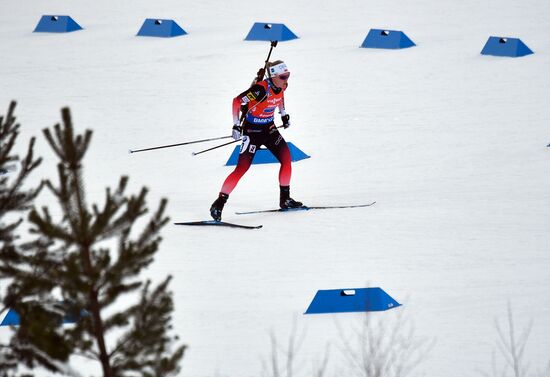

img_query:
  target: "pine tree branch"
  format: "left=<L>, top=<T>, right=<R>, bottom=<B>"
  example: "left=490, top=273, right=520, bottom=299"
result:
left=96, top=196, right=169, bottom=305
left=1, top=128, right=43, bottom=226
left=10, top=340, right=83, bottom=377
left=42, top=125, right=64, bottom=162
left=28, top=207, right=75, bottom=244
left=110, top=276, right=185, bottom=376
left=137, top=197, right=169, bottom=247
left=91, top=177, right=132, bottom=241
left=0, top=101, right=18, bottom=162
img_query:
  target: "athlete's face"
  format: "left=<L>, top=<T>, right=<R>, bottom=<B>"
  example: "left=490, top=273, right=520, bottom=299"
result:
left=272, top=72, right=290, bottom=90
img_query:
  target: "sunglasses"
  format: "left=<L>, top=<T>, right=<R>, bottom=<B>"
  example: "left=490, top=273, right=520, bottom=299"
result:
left=277, top=73, right=290, bottom=80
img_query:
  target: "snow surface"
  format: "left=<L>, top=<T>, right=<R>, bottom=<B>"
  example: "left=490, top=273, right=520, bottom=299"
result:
left=2, top=0, right=550, bottom=376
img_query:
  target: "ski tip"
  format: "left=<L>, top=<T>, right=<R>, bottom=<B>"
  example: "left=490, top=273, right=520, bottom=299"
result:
left=128, top=149, right=133, bottom=154
left=191, top=152, right=197, bottom=156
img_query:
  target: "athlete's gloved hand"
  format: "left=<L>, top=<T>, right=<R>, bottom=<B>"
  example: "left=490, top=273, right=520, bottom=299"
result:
left=281, top=114, right=291, bottom=129
left=232, top=125, right=242, bottom=140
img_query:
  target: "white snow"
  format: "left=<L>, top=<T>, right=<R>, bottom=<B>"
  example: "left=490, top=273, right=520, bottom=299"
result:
left=1, top=0, right=550, bottom=376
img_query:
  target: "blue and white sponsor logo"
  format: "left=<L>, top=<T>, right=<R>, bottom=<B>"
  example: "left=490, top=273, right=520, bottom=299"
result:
left=246, top=114, right=274, bottom=124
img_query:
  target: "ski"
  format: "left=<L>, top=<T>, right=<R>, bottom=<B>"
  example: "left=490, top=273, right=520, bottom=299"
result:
left=235, top=201, right=376, bottom=215
left=174, top=220, right=263, bottom=230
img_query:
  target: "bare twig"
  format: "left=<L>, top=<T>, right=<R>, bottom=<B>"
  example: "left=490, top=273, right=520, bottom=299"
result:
left=495, top=303, right=532, bottom=377
left=261, top=316, right=323, bottom=377
left=335, top=308, right=433, bottom=377
left=481, top=303, right=533, bottom=377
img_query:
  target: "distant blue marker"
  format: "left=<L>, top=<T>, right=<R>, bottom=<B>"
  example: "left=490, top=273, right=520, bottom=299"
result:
left=361, top=29, right=415, bottom=49
left=481, top=36, right=533, bottom=57
left=0, top=303, right=87, bottom=326
left=245, top=22, right=298, bottom=42
left=137, top=19, right=187, bottom=38
left=304, top=287, right=401, bottom=314
left=34, top=15, right=82, bottom=33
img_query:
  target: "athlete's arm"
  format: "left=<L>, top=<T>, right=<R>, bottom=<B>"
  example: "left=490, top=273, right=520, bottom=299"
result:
left=278, top=95, right=286, bottom=117
left=232, top=84, right=267, bottom=124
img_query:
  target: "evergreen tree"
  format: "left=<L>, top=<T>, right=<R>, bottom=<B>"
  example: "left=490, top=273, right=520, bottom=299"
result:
left=0, top=100, right=43, bottom=374
left=1, top=106, right=185, bottom=376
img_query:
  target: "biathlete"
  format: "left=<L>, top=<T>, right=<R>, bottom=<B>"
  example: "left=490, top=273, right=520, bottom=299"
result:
left=210, top=60, right=303, bottom=221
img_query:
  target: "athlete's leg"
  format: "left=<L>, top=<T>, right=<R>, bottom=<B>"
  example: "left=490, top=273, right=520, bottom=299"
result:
left=265, top=128, right=292, bottom=186
left=210, top=135, right=258, bottom=221
left=264, top=128, right=302, bottom=208
left=220, top=135, right=257, bottom=194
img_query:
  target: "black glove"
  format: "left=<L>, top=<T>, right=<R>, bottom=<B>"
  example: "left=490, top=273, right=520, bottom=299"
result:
left=281, top=114, right=291, bottom=129
left=232, top=125, right=242, bottom=140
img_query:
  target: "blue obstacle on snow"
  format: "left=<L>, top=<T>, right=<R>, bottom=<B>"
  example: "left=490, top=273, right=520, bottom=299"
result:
left=0, top=308, right=21, bottom=326
left=137, top=19, right=187, bottom=38
left=361, top=29, right=415, bottom=49
left=0, top=304, right=86, bottom=327
left=33, top=15, right=82, bottom=33
left=481, top=36, right=533, bottom=57
left=225, top=142, right=310, bottom=166
left=245, top=22, right=298, bottom=42
left=304, top=287, right=401, bottom=314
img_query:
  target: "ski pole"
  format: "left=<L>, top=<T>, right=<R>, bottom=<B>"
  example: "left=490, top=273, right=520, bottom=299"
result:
left=191, top=139, right=240, bottom=156
left=129, top=134, right=233, bottom=154
left=191, top=126, right=285, bottom=156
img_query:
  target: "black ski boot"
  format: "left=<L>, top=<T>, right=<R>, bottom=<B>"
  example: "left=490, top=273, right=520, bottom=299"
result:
left=279, top=186, right=303, bottom=209
left=210, top=193, right=228, bottom=221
